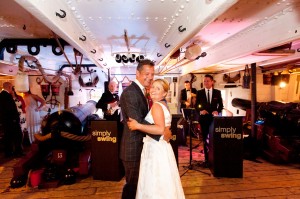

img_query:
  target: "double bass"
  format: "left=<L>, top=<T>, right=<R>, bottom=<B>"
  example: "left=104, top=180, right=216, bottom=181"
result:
left=188, top=73, right=197, bottom=108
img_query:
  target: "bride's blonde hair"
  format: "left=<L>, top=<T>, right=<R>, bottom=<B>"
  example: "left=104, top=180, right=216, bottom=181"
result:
left=153, top=79, right=169, bottom=93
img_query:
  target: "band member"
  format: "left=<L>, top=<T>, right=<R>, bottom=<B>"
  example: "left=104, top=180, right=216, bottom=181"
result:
left=179, top=80, right=197, bottom=145
left=195, top=74, right=223, bottom=167
left=96, top=81, right=120, bottom=121
left=180, top=80, right=197, bottom=110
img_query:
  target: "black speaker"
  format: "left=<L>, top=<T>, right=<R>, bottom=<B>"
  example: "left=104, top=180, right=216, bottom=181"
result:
left=91, top=121, right=124, bottom=181
left=208, top=117, right=243, bottom=178
left=170, top=114, right=181, bottom=166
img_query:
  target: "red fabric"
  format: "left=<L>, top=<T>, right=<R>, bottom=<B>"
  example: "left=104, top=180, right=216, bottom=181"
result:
left=148, top=96, right=153, bottom=109
left=16, top=94, right=26, bottom=113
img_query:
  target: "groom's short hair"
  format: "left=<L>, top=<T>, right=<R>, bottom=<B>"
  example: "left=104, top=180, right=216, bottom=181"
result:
left=137, top=59, right=154, bottom=72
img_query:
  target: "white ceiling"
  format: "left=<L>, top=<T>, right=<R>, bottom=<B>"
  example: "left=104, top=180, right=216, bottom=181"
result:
left=1, top=0, right=300, bottom=77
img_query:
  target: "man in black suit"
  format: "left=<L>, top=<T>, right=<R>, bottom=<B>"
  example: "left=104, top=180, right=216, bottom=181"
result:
left=195, top=75, right=223, bottom=166
left=0, top=82, right=23, bottom=157
left=120, top=59, right=172, bottom=199
left=179, top=81, right=197, bottom=145
left=180, top=80, right=197, bottom=110
left=96, top=81, right=120, bottom=121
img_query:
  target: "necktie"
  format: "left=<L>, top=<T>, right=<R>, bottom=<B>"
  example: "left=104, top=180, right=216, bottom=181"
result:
left=143, top=88, right=150, bottom=109
left=207, top=89, right=210, bottom=104
left=143, top=88, right=147, bottom=98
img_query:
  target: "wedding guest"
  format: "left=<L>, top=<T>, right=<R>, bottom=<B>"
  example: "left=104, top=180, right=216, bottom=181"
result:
left=11, top=86, right=27, bottom=137
left=0, top=82, right=23, bottom=157
left=23, top=90, right=46, bottom=144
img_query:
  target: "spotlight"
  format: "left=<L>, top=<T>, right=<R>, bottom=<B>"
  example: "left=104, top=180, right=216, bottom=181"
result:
left=115, top=54, right=121, bottom=63
left=279, top=81, right=286, bottom=88
left=122, top=55, right=128, bottom=63
left=136, top=55, right=144, bottom=63
left=129, top=54, right=136, bottom=63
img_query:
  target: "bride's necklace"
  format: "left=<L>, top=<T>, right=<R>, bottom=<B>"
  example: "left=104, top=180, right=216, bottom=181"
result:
left=159, top=98, right=167, bottom=103
left=157, top=98, right=170, bottom=112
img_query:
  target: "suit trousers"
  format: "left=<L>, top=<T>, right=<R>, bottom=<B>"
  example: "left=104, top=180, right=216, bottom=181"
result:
left=122, top=160, right=140, bottom=199
left=2, top=122, right=23, bottom=156
left=199, top=115, right=213, bottom=162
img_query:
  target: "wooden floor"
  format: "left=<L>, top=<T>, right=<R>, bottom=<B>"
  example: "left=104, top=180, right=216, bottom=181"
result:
left=1, top=138, right=300, bottom=199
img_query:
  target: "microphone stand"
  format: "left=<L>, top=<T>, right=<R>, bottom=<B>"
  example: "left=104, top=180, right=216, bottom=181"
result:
left=180, top=109, right=210, bottom=177
left=191, top=122, right=202, bottom=149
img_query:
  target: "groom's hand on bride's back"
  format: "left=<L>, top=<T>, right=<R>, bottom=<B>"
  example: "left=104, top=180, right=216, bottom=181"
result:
left=163, top=127, right=172, bottom=143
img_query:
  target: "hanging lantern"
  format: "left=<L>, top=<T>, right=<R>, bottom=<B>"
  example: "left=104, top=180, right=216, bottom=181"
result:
left=41, top=84, right=50, bottom=99
left=51, top=83, right=61, bottom=96
left=14, top=71, right=29, bottom=92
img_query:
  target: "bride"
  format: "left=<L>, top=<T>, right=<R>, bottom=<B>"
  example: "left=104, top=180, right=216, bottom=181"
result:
left=127, top=79, right=185, bottom=199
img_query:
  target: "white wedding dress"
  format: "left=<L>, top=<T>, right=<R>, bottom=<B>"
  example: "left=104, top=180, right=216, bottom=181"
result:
left=136, top=102, right=185, bottom=199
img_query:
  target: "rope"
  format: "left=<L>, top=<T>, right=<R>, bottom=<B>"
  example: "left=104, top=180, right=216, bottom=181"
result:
left=34, top=130, right=91, bottom=142
left=18, top=55, right=62, bottom=84
left=61, top=131, right=91, bottom=141
left=34, top=133, right=52, bottom=141
left=53, top=33, right=74, bottom=72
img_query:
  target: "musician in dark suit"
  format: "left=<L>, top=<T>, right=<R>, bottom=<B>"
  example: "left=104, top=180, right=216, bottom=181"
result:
left=0, top=82, right=23, bottom=157
left=96, top=81, right=120, bottom=121
left=180, top=80, right=197, bottom=110
left=119, top=59, right=172, bottom=199
left=195, top=74, right=223, bottom=166
left=179, top=81, right=197, bottom=145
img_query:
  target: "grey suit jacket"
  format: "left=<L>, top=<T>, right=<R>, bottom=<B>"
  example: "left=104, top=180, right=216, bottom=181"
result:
left=119, top=82, right=160, bottom=162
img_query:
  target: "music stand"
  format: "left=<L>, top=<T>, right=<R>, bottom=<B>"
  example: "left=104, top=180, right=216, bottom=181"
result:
left=180, top=108, right=210, bottom=177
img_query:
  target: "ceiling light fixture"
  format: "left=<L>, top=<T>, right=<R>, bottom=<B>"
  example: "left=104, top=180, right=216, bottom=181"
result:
left=129, top=54, right=136, bottom=63
left=279, top=81, right=286, bottom=88
left=115, top=54, right=121, bottom=63
left=122, top=55, right=128, bottom=63
left=136, top=55, right=145, bottom=63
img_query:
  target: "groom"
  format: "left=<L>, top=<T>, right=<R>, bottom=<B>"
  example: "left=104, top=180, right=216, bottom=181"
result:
left=120, top=59, right=172, bottom=199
